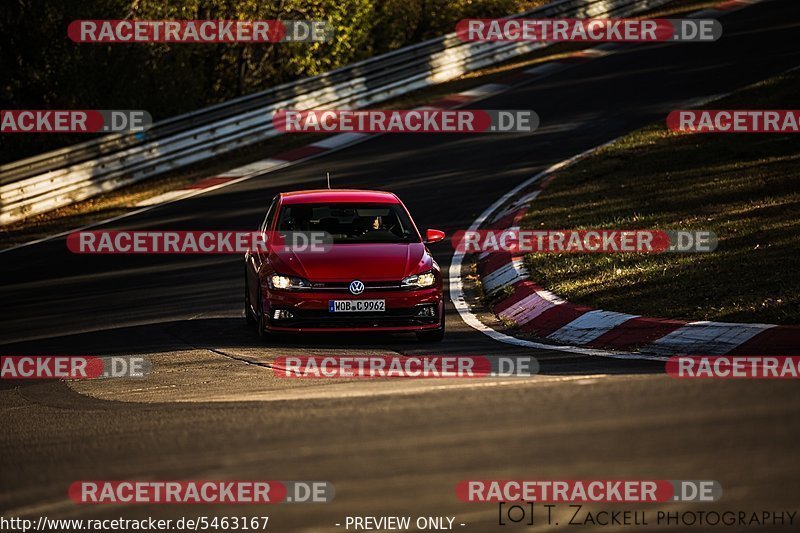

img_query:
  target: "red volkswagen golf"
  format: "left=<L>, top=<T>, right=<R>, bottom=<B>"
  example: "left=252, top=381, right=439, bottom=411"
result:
left=244, top=189, right=446, bottom=341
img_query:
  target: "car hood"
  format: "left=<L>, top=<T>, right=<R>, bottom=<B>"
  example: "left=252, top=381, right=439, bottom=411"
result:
left=271, top=242, right=431, bottom=282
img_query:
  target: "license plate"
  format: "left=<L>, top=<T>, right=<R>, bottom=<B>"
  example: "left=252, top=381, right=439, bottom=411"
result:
left=329, top=299, right=386, bottom=312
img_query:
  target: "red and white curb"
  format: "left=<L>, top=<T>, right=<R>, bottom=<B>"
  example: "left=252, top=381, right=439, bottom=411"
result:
left=454, top=142, right=799, bottom=361
left=448, top=143, right=671, bottom=361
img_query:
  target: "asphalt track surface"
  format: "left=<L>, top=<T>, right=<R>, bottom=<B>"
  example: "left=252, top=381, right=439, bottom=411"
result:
left=2, top=1, right=800, bottom=530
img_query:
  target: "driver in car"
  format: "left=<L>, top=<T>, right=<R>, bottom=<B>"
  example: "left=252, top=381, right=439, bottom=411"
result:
left=357, top=215, right=384, bottom=235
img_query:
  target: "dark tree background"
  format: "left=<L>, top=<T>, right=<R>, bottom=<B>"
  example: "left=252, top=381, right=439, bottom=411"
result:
left=0, top=0, right=540, bottom=163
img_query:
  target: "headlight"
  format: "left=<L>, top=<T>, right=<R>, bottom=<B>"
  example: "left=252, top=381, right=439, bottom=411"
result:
left=401, top=270, right=436, bottom=289
left=269, top=274, right=311, bottom=290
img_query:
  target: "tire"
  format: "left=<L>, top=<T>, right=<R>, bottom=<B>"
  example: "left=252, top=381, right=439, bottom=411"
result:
left=416, top=312, right=445, bottom=342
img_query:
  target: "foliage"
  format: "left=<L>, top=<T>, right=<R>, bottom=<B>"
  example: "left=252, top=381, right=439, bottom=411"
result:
left=0, top=0, right=536, bottom=161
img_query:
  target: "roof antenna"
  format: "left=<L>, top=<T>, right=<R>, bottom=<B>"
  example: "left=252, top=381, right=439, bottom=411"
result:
left=326, top=171, right=332, bottom=189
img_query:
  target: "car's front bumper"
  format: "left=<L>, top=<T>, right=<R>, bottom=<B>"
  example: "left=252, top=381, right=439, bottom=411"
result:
left=262, top=287, right=443, bottom=332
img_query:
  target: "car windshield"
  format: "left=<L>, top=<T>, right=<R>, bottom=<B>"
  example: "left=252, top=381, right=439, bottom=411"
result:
left=277, top=203, right=419, bottom=243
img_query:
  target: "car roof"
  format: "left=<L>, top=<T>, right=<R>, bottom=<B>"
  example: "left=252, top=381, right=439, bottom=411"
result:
left=280, top=189, right=401, bottom=205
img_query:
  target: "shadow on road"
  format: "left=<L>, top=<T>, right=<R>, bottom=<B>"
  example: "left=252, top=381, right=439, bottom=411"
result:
left=0, top=315, right=663, bottom=379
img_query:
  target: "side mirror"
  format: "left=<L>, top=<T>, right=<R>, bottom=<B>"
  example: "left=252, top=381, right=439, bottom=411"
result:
left=425, top=229, right=446, bottom=244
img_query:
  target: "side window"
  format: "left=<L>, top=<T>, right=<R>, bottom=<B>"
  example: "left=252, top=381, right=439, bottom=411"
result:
left=260, top=196, right=279, bottom=233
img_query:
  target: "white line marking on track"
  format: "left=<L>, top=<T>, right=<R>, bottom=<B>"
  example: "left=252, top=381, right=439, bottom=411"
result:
left=447, top=138, right=670, bottom=361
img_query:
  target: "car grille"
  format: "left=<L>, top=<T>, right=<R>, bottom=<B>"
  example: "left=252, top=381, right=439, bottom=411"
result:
left=309, top=281, right=403, bottom=291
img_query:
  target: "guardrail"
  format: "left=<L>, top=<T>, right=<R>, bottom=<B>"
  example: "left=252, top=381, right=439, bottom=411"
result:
left=0, top=0, right=673, bottom=225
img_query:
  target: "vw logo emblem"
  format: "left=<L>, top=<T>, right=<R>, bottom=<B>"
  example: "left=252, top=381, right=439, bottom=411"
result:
left=349, top=280, right=365, bottom=295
